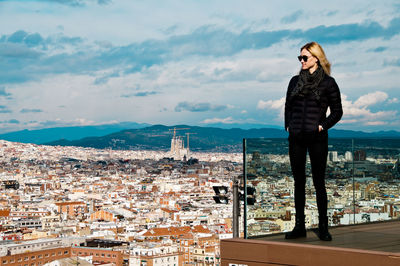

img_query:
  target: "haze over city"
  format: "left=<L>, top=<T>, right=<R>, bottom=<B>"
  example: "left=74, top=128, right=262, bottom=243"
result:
left=0, top=0, right=400, bottom=134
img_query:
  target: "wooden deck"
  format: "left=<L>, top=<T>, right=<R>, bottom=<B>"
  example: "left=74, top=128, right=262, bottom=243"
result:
left=221, top=220, right=400, bottom=266
left=257, top=219, right=400, bottom=252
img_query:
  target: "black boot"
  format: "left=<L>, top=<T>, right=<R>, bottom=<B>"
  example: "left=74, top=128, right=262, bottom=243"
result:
left=318, top=217, right=332, bottom=241
left=285, top=217, right=306, bottom=239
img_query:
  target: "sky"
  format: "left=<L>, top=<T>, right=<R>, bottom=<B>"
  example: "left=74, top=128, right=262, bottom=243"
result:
left=0, top=0, right=399, bottom=133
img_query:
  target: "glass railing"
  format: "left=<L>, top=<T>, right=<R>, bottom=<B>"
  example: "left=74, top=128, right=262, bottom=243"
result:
left=243, top=138, right=400, bottom=238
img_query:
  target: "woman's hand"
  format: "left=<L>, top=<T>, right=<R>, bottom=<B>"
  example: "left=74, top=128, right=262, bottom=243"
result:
left=318, top=125, right=323, bottom=132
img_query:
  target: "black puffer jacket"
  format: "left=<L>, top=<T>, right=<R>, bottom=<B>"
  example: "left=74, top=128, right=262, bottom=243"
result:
left=284, top=74, right=343, bottom=134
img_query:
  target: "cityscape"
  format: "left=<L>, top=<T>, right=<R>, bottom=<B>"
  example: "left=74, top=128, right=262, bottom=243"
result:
left=0, top=135, right=241, bottom=266
left=0, top=131, right=399, bottom=265
left=1, top=1, right=400, bottom=265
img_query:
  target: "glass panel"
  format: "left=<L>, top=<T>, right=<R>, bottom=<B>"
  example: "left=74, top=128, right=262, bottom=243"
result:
left=352, top=138, right=400, bottom=224
left=243, top=137, right=359, bottom=238
left=244, top=138, right=291, bottom=238
left=326, top=138, right=356, bottom=226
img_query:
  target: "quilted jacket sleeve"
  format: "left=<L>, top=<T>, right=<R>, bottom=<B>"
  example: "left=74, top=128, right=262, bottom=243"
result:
left=320, top=77, right=343, bottom=130
left=284, top=76, right=298, bottom=130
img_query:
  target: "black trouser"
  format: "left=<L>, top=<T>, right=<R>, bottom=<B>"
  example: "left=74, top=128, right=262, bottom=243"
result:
left=289, top=131, right=328, bottom=223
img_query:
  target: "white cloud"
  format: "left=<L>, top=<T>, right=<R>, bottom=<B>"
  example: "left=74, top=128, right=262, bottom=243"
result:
left=257, top=97, right=286, bottom=121
left=353, top=91, right=388, bottom=108
left=200, top=117, right=264, bottom=126
left=201, top=117, right=237, bottom=124
left=340, top=119, right=358, bottom=124
left=365, top=121, right=387, bottom=126
left=257, top=97, right=285, bottom=110
left=75, top=118, right=96, bottom=126
left=341, top=93, right=398, bottom=127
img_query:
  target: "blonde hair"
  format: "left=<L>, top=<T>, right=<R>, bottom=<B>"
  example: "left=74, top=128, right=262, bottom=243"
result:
left=301, top=42, right=331, bottom=75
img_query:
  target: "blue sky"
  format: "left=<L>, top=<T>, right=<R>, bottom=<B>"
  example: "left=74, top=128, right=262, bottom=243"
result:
left=0, top=0, right=399, bottom=133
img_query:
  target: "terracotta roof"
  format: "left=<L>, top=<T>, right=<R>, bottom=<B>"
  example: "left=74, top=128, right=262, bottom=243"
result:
left=161, top=208, right=178, bottom=213
left=142, top=226, right=192, bottom=237
left=192, top=225, right=212, bottom=234
left=141, top=225, right=214, bottom=238
left=0, top=209, right=10, bottom=217
left=55, top=201, right=85, bottom=206
left=180, top=233, right=194, bottom=239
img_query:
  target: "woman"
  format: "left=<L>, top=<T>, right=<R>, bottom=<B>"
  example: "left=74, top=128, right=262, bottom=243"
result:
left=284, top=42, right=343, bottom=241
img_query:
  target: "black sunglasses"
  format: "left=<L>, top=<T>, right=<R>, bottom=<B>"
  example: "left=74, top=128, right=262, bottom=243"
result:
left=297, top=55, right=313, bottom=62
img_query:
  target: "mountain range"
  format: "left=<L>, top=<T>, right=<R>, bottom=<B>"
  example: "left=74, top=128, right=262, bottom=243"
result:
left=0, top=122, right=149, bottom=144
left=47, top=124, right=282, bottom=152
left=1, top=123, right=400, bottom=152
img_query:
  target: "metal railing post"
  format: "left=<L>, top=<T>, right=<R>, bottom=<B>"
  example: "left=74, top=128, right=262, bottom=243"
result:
left=232, top=175, right=239, bottom=238
left=243, top=138, right=247, bottom=238
left=352, top=138, right=355, bottom=224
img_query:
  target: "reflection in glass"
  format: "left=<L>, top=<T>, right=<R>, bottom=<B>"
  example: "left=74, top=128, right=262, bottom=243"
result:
left=244, top=138, right=400, bottom=238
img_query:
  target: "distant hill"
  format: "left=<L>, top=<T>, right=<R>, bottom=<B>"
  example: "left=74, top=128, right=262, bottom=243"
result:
left=44, top=125, right=400, bottom=152
left=328, top=129, right=400, bottom=138
left=200, top=123, right=281, bottom=130
left=0, top=122, right=150, bottom=144
left=46, top=124, right=277, bottom=152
